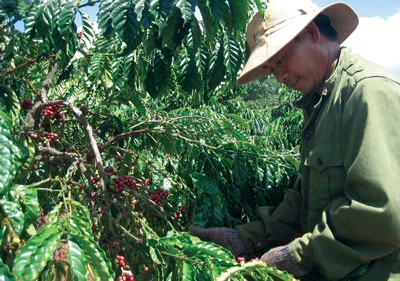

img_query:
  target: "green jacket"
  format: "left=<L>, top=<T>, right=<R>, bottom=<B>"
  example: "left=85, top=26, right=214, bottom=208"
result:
left=237, top=48, right=400, bottom=280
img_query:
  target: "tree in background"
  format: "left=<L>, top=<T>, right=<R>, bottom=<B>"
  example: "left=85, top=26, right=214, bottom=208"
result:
left=0, top=0, right=303, bottom=280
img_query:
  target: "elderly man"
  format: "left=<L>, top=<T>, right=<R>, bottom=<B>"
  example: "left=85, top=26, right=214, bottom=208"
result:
left=190, top=0, right=400, bottom=280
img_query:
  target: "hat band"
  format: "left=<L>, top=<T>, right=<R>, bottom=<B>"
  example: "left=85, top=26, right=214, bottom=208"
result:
left=254, top=10, right=309, bottom=44
left=264, top=8, right=308, bottom=30
left=264, top=15, right=302, bottom=36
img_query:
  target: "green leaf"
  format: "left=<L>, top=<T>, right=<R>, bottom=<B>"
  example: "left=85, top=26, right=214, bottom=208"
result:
left=196, top=43, right=209, bottom=79
left=217, top=261, right=299, bottom=281
left=98, top=0, right=114, bottom=38
left=24, top=6, right=38, bottom=39
left=0, top=85, right=20, bottom=125
left=207, top=39, right=226, bottom=92
left=15, top=138, right=35, bottom=183
left=10, top=185, right=40, bottom=227
left=79, top=12, right=97, bottom=51
left=205, top=257, right=223, bottom=279
left=184, top=240, right=234, bottom=262
left=178, top=50, right=202, bottom=92
left=130, top=90, right=147, bottom=116
left=57, top=1, right=78, bottom=42
left=192, top=173, right=220, bottom=195
left=147, top=238, right=165, bottom=264
left=158, top=233, right=189, bottom=248
left=68, top=215, right=92, bottom=237
left=111, top=0, right=140, bottom=50
left=197, top=0, right=217, bottom=42
left=189, top=17, right=202, bottom=53
left=68, top=234, right=115, bottom=280
left=68, top=240, right=87, bottom=281
left=0, top=109, right=20, bottom=196
left=209, top=0, right=228, bottom=20
left=144, top=50, right=171, bottom=98
left=134, top=0, right=147, bottom=23
left=0, top=261, right=17, bottom=281
left=111, top=0, right=130, bottom=35
left=221, top=118, right=250, bottom=143
left=13, top=223, right=62, bottom=281
left=227, top=0, right=249, bottom=32
left=149, top=0, right=175, bottom=25
left=254, top=0, right=267, bottom=16
left=176, top=0, right=193, bottom=23
left=162, top=10, right=180, bottom=50
left=111, top=55, right=130, bottom=85
left=227, top=113, right=249, bottom=129
left=0, top=199, right=24, bottom=235
left=30, top=2, right=55, bottom=39
left=180, top=260, right=195, bottom=280
left=89, top=53, right=105, bottom=81
left=224, top=34, right=243, bottom=79
left=66, top=200, right=93, bottom=237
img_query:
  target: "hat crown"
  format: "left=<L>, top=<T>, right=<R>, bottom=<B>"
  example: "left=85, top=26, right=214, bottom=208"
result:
left=264, top=0, right=319, bottom=29
left=246, top=0, right=320, bottom=50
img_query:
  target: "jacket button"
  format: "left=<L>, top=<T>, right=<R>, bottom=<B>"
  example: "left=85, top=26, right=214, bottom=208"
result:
left=304, top=131, right=311, bottom=140
left=317, top=157, right=323, bottom=166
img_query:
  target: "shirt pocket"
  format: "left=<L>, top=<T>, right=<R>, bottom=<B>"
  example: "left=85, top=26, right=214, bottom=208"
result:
left=304, top=143, right=345, bottom=227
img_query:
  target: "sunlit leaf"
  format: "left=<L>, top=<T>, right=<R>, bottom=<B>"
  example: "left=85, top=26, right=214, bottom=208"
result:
left=13, top=224, right=62, bottom=281
left=68, top=240, right=88, bottom=281
left=68, top=234, right=115, bottom=280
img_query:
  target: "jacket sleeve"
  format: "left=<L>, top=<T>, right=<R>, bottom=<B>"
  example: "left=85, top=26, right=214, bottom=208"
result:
left=237, top=186, right=302, bottom=253
left=289, top=77, right=400, bottom=279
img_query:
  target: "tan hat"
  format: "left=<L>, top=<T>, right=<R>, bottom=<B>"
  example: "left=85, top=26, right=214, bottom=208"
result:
left=237, top=0, right=359, bottom=85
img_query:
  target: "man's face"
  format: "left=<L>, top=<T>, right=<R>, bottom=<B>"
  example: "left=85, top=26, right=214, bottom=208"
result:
left=263, top=29, right=326, bottom=95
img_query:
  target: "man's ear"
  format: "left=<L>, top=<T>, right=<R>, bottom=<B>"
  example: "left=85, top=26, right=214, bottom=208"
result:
left=303, top=21, right=321, bottom=43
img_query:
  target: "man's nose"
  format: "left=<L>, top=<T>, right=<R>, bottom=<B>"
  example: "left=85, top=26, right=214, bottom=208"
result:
left=275, top=68, right=287, bottom=84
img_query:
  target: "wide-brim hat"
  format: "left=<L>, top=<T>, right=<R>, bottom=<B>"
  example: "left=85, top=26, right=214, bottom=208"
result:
left=237, top=0, right=359, bottom=85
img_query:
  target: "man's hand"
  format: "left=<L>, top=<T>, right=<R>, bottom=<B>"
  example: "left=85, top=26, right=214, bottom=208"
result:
left=189, top=226, right=246, bottom=257
left=261, top=245, right=310, bottom=277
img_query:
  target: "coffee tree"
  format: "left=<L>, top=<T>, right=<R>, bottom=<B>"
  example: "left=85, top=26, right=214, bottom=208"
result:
left=0, top=0, right=302, bottom=280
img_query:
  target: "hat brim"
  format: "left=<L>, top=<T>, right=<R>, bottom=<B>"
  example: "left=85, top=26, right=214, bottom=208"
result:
left=237, top=3, right=358, bottom=85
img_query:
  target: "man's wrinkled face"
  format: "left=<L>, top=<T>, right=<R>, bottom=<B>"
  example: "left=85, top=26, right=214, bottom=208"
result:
left=262, top=27, right=326, bottom=96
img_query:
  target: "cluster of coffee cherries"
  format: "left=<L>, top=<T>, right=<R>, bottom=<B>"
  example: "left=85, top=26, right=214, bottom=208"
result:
left=115, top=255, right=134, bottom=281
left=20, top=99, right=33, bottom=110
left=112, top=176, right=137, bottom=191
left=43, top=104, right=63, bottom=119
left=173, top=206, right=187, bottom=220
left=149, top=188, right=169, bottom=205
left=45, top=132, right=58, bottom=143
left=117, top=271, right=134, bottom=281
left=115, top=254, right=126, bottom=266
left=236, top=256, right=260, bottom=263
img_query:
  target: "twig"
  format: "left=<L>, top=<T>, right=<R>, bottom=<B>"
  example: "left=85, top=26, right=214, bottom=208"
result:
left=61, top=101, right=107, bottom=192
left=118, top=225, right=143, bottom=242
left=60, top=100, right=117, bottom=236
left=25, top=61, right=60, bottom=128
left=0, top=54, right=57, bottom=80
left=36, top=146, right=79, bottom=161
left=24, top=177, right=52, bottom=188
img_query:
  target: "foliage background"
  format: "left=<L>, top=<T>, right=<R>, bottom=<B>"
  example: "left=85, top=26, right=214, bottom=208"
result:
left=0, top=0, right=304, bottom=280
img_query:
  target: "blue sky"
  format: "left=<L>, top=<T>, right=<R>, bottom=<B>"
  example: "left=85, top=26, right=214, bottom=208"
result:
left=315, top=0, right=400, bottom=18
